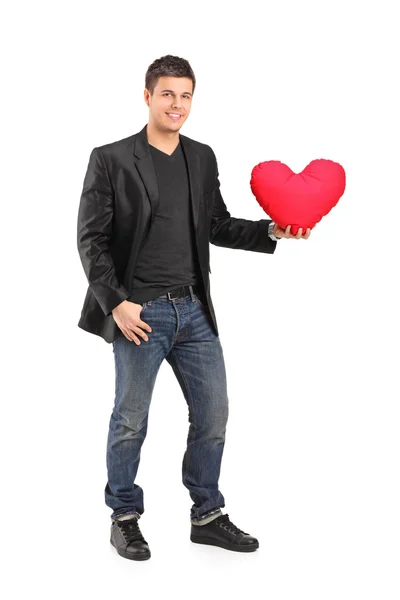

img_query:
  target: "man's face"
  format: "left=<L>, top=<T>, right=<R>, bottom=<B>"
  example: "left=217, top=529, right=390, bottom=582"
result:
left=145, top=76, right=193, bottom=132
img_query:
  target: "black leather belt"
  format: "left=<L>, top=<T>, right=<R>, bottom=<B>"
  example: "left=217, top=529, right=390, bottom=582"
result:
left=158, top=284, right=200, bottom=301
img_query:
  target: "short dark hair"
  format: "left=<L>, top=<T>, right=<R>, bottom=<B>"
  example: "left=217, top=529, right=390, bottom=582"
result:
left=145, top=54, right=196, bottom=96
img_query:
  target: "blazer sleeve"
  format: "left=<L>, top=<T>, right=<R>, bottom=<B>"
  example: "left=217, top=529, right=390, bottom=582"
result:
left=77, top=147, right=130, bottom=316
left=209, top=149, right=277, bottom=254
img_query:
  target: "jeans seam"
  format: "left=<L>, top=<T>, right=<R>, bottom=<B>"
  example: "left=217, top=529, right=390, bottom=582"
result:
left=112, top=510, right=141, bottom=522
left=191, top=507, right=223, bottom=524
left=169, top=348, right=194, bottom=418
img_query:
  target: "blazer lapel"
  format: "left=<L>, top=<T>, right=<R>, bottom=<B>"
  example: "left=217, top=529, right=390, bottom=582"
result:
left=132, top=123, right=202, bottom=232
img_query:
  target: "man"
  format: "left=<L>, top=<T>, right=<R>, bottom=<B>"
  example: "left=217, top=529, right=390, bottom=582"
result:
left=77, top=54, right=311, bottom=561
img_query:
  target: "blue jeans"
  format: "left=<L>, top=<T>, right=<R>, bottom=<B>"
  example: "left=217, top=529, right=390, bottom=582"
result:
left=104, top=287, right=229, bottom=524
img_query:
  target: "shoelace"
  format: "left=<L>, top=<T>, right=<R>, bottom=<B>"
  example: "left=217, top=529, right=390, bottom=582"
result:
left=214, top=513, right=249, bottom=536
left=117, top=518, right=147, bottom=544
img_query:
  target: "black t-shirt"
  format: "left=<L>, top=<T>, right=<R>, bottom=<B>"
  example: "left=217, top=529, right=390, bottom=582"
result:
left=127, top=139, right=203, bottom=304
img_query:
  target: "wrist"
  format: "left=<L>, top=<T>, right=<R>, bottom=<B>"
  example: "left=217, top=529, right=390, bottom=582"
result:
left=112, top=299, right=127, bottom=314
left=268, top=221, right=280, bottom=241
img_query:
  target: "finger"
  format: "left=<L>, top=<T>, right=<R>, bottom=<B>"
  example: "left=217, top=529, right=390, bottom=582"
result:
left=296, top=227, right=303, bottom=239
left=285, top=225, right=291, bottom=236
left=122, top=329, right=135, bottom=342
left=139, top=319, right=152, bottom=333
left=133, top=326, right=149, bottom=342
left=126, top=328, right=141, bottom=344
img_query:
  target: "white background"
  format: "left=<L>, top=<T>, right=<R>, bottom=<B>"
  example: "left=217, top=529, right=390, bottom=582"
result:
left=2, top=1, right=399, bottom=598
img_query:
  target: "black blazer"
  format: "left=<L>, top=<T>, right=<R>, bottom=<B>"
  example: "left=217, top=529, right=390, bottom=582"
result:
left=77, top=123, right=277, bottom=343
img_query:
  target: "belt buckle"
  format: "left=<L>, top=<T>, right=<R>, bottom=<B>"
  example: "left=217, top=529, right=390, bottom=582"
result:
left=167, top=290, right=180, bottom=301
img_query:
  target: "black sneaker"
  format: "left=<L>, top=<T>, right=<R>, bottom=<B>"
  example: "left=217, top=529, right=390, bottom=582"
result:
left=190, top=513, right=259, bottom=552
left=110, top=515, right=151, bottom=560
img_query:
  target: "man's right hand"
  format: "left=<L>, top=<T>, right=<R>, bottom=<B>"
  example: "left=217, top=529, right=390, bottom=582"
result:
left=111, top=300, right=152, bottom=344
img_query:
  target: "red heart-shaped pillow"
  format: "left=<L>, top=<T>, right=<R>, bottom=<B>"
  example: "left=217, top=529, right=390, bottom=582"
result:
left=250, top=159, right=346, bottom=235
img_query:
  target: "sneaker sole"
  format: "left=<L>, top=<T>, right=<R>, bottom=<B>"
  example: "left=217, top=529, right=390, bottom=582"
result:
left=190, top=533, right=259, bottom=552
left=110, top=537, right=151, bottom=560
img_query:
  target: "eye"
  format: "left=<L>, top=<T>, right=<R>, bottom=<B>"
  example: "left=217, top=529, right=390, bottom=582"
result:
left=163, top=93, right=191, bottom=99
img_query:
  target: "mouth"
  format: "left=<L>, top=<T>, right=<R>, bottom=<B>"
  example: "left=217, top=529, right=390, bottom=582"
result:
left=166, top=112, right=183, bottom=121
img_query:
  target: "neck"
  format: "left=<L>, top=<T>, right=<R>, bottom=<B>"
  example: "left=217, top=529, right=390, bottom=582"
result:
left=145, top=121, right=180, bottom=150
